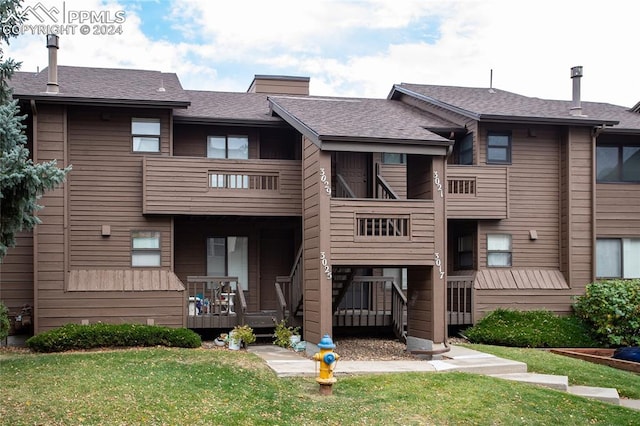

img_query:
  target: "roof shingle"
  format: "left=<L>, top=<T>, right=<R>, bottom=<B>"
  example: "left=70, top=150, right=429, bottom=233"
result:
left=11, top=66, right=190, bottom=106
left=397, top=83, right=640, bottom=131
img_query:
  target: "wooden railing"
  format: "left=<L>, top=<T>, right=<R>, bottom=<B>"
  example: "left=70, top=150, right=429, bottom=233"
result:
left=375, top=173, right=399, bottom=200
left=143, top=156, right=301, bottom=216
left=447, top=275, right=474, bottom=325
left=356, top=215, right=409, bottom=237
left=334, top=276, right=407, bottom=341
left=335, top=173, right=356, bottom=198
left=446, top=165, right=508, bottom=219
left=390, top=279, right=408, bottom=342
left=275, top=245, right=304, bottom=319
left=186, top=276, right=242, bottom=328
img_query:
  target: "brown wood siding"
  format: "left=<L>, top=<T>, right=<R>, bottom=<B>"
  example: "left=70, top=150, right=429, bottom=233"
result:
left=330, top=199, right=435, bottom=265
left=446, top=165, right=509, bottom=219
left=249, top=78, right=309, bottom=96
left=37, top=291, right=184, bottom=330
left=478, top=125, right=561, bottom=270
left=596, top=183, right=640, bottom=237
left=379, top=164, right=407, bottom=198
left=32, top=104, right=67, bottom=333
left=143, top=157, right=302, bottom=216
left=0, top=231, right=34, bottom=313
left=406, top=266, right=434, bottom=338
left=475, top=289, right=575, bottom=320
left=302, top=138, right=333, bottom=343
left=67, top=107, right=173, bottom=269
left=565, top=127, right=595, bottom=288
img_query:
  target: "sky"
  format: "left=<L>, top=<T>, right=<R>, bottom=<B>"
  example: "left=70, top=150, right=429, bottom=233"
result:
left=3, top=0, right=639, bottom=107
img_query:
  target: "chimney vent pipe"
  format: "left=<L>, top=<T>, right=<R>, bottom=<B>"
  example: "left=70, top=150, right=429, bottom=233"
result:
left=570, top=65, right=583, bottom=116
left=46, top=34, right=59, bottom=94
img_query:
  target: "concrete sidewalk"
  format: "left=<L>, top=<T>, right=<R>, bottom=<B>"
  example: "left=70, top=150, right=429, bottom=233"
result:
left=248, top=344, right=640, bottom=411
left=248, top=344, right=526, bottom=377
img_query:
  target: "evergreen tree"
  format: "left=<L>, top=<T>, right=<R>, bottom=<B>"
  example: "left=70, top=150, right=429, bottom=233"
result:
left=1, top=0, right=71, bottom=258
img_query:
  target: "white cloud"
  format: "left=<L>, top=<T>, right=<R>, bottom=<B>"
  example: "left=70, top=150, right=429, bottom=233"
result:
left=4, top=0, right=639, bottom=107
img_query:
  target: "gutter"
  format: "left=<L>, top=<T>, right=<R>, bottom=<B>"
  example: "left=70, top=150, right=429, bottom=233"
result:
left=13, top=94, right=190, bottom=109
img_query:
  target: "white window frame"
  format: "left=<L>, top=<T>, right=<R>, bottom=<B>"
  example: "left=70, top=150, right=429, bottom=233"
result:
left=132, top=118, right=161, bottom=153
left=487, top=234, right=512, bottom=267
left=131, top=231, right=161, bottom=267
left=596, top=238, right=640, bottom=279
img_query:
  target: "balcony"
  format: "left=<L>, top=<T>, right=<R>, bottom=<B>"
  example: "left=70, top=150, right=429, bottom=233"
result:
left=330, top=198, right=435, bottom=265
left=143, top=156, right=302, bottom=216
left=446, top=165, right=509, bottom=219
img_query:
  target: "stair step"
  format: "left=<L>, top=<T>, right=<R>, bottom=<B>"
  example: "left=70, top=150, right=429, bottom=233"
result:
left=490, top=373, right=569, bottom=391
left=568, top=386, right=620, bottom=405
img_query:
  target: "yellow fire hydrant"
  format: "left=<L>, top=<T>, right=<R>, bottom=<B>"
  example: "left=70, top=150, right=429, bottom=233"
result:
left=313, top=334, right=340, bottom=395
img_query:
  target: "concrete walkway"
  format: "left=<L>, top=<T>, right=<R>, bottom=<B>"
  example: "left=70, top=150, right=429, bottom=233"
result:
left=248, top=344, right=640, bottom=411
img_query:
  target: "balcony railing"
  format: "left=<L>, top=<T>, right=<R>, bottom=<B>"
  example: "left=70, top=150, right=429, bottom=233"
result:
left=330, top=198, right=435, bottom=265
left=446, top=165, right=508, bottom=219
left=143, top=156, right=302, bottom=216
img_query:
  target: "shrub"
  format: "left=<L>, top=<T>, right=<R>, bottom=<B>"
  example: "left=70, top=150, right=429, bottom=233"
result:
left=0, top=302, right=10, bottom=341
left=272, top=319, right=300, bottom=348
left=573, top=279, right=640, bottom=347
left=26, top=323, right=202, bottom=353
left=462, top=308, right=598, bottom=348
left=231, top=324, right=256, bottom=347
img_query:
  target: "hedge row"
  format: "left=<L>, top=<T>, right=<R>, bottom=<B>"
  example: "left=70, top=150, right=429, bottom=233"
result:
left=26, top=323, right=201, bottom=353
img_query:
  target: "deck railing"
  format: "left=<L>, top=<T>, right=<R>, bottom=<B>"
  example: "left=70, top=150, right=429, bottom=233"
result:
left=335, top=173, right=356, bottom=198
left=447, top=275, right=474, bottom=325
left=334, top=276, right=407, bottom=341
left=186, top=276, right=242, bottom=328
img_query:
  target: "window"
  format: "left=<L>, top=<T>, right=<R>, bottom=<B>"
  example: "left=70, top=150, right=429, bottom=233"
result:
left=596, top=144, right=640, bottom=182
left=207, top=237, right=249, bottom=290
left=487, top=234, right=512, bottom=267
left=596, top=238, right=640, bottom=278
left=382, top=153, right=406, bottom=164
left=487, top=132, right=511, bottom=164
left=457, top=133, right=473, bottom=165
left=207, top=135, right=249, bottom=159
left=457, top=235, right=474, bottom=269
left=132, top=118, right=160, bottom=152
left=132, top=231, right=161, bottom=267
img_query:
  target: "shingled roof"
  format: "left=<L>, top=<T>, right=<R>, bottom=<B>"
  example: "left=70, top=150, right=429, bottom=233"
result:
left=269, top=96, right=454, bottom=152
left=11, top=66, right=190, bottom=107
left=173, top=90, right=283, bottom=125
left=391, top=83, right=640, bottom=130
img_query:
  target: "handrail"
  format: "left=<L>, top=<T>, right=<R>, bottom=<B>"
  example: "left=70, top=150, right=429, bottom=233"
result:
left=375, top=173, right=399, bottom=200
left=335, top=173, right=356, bottom=198
left=390, top=279, right=407, bottom=342
left=274, top=280, right=288, bottom=323
left=235, top=285, right=247, bottom=325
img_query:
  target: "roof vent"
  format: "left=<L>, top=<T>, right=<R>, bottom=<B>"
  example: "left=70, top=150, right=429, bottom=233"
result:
left=46, top=34, right=59, bottom=94
left=570, top=66, right=583, bottom=116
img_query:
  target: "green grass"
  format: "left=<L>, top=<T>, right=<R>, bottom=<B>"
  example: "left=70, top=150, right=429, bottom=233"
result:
left=464, top=344, right=640, bottom=399
left=1, top=347, right=638, bottom=425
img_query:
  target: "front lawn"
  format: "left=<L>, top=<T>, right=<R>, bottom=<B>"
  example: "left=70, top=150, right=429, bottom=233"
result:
left=1, top=347, right=638, bottom=425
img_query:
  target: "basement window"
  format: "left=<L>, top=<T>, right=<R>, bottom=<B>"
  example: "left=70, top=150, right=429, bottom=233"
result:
left=132, top=231, right=161, bottom=267
left=132, top=118, right=160, bottom=152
